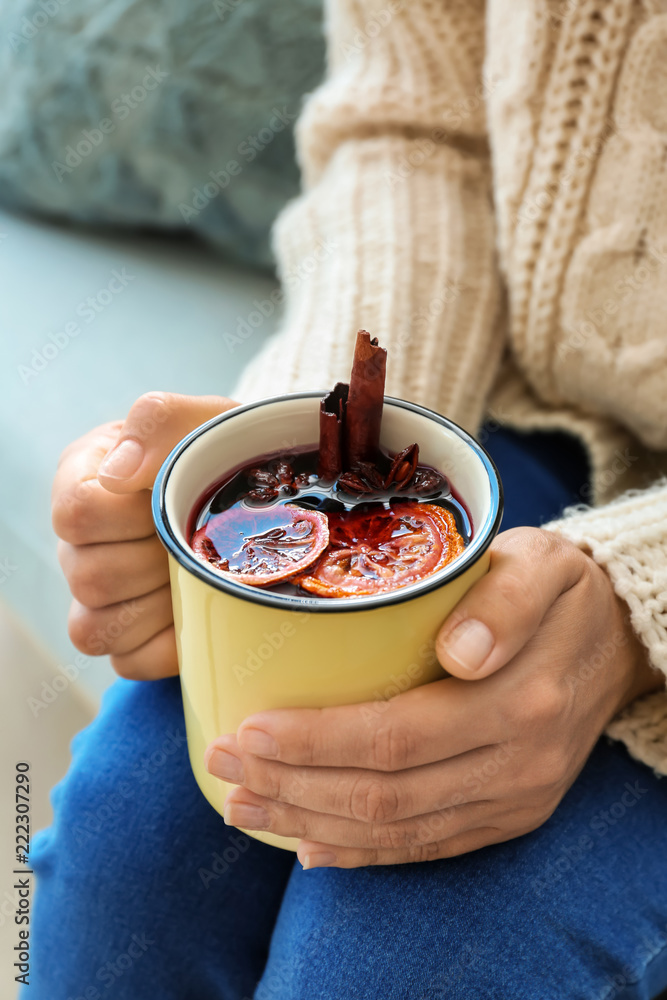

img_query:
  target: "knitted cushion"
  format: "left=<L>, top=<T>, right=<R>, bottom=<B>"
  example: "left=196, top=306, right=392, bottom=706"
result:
left=0, top=0, right=325, bottom=267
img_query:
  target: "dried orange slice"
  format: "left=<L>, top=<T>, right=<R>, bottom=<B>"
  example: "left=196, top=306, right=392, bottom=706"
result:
left=192, top=503, right=329, bottom=587
left=296, top=502, right=463, bottom=597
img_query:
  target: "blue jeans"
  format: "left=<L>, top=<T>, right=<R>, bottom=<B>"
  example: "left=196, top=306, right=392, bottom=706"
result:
left=25, top=428, right=667, bottom=1000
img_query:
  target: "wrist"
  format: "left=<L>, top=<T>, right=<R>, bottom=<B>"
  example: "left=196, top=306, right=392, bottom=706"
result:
left=613, top=591, right=663, bottom=713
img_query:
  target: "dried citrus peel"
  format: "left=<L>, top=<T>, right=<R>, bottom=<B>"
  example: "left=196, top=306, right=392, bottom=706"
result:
left=191, top=504, right=329, bottom=587
left=295, top=502, right=464, bottom=597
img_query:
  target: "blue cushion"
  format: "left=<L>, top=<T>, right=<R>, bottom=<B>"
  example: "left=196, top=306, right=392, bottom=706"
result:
left=0, top=0, right=324, bottom=267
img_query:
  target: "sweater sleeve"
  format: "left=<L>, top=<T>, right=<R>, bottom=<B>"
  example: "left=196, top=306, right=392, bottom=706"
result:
left=544, top=481, right=667, bottom=774
left=232, top=0, right=504, bottom=435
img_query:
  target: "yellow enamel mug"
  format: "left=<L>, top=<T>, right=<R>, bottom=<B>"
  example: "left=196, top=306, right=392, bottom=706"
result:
left=152, top=392, right=503, bottom=851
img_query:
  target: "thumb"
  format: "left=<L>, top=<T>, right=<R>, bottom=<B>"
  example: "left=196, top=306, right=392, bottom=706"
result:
left=97, top=391, right=238, bottom=494
left=434, top=528, right=585, bottom=680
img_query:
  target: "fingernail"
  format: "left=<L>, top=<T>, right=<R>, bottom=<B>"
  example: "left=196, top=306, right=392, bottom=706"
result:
left=302, top=852, right=337, bottom=870
left=224, top=802, right=270, bottom=830
left=99, top=439, right=144, bottom=480
left=445, top=619, right=494, bottom=672
left=206, top=749, right=244, bottom=784
left=239, top=728, right=279, bottom=758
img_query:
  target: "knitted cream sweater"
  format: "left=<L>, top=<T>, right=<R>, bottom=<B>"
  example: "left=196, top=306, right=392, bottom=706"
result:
left=233, top=0, right=667, bottom=773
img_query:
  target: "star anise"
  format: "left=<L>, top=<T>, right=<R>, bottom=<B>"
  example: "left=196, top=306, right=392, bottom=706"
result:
left=353, top=461, right=386, bottom=490
left=384, top=443, right=419, bottom=490
left=337, top=471, right=378, bottom=494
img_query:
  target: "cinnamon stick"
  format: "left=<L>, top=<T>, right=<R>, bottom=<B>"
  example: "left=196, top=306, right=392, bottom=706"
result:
left=317, top=382, right=348, bottom=480
left=344, top=330, right=387, bottom=467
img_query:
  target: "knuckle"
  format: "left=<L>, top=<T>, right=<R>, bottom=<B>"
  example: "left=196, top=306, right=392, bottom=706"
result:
left=67, top=603, right=103, bottom=656
left=52, top=480, right=98, bottom=543
left=523, top=806, right=558, bottom=837
left=365, top=848, right=381, bottom=867
left=510, top=678, right=565, bottom=730
left=109, top=652, right=143, bottom=680
left=67, top=598, right=143, bottom=657
left=348, top=777, right=400, bottom=824
left=517, top=760, right=549, bottom=796
left=494, top=571, right=534, bottom=616
left=265, top=766, right=292, bottom=805
left=300, top=708, right=333, bottom=765
left=539, top=745, right=571, bottom=790
left=130, top=391, right=176, bottom=435
left=527, top=526, right=561, bottom=558
left=370, top=721, right=415, bottom=772
left=368, top=820, right=410, bottom=850
left=529, top=678, right=567, bottom=725
left=408, top=839, right=442, bottom=863
left=578, top=553, right=607, bottom=598
left=412, top=811, right=453, bottom=846
left=500, top=525, right=559, bottom=559
left=65, top=552, right=114, bottom=609
left=287, top=764, right=313, bottom=799
left=519, top=749, right=570, bottom=798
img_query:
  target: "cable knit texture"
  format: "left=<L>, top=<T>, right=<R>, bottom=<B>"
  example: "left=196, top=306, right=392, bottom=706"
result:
left=235, top=0, right=505, bottom=434
left=233, top=0, right=667, bottom=774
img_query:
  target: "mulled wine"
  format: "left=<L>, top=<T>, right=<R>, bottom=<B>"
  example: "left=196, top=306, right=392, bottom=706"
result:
left=188, top=331, right=471, bottom=598
left=189, top=444, right=471, bottom=597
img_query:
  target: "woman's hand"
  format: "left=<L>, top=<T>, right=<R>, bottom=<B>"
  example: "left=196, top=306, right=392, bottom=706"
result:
left=205, top=527, right=662, bottom=868
left=53, top=391, right=237, bottom=679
